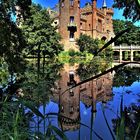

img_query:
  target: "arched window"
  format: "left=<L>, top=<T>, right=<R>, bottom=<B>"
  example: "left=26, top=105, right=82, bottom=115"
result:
left=101, top=36, right=107, bottom=41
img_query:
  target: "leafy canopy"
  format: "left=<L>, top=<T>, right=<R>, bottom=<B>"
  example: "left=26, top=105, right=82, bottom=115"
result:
left=76, top=34, right=112, bottom=58
left=113, top=20, right=140, bottom=45
left=113, top=0, right=140, bottom=22
left=0, top=0, right=31, bottom=73
left=76, top=34, right=99, bottom=54
left=22, top=4, right=63, bottom=58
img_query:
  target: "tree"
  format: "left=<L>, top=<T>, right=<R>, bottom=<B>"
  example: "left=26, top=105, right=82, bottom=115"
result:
left=76, top=34, right=112, bottom=58
left=0, top=0, right=31, bottom=73
left=76, top=34, right=113, bottom=79
left=76, top=34, right=99, bottom=54
left=113, top=20, right=140, bottom=45
left=113, top=0, right=140, bottom=22
left=0, top=0, right=31, bottom=56
left=21, top=4, right=63, bottom=59
left=113, top=67, right=140, bottom=87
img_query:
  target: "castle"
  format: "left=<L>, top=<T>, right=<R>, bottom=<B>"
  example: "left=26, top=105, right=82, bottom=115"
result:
left=49, top=0, right=115, bottom=51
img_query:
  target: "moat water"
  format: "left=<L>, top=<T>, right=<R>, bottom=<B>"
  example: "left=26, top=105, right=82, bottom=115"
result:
left=30, top=63, right=140, bottom=140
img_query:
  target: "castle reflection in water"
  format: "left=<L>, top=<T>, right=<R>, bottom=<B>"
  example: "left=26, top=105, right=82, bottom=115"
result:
left=52, top=64, right=113, bottom=131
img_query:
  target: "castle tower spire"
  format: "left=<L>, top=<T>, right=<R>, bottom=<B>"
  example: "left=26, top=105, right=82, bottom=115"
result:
left=102, top=0, right=107, bottom=8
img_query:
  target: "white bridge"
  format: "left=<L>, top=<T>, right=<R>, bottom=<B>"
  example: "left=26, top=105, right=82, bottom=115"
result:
left=112, top=45, right=140, bottom=62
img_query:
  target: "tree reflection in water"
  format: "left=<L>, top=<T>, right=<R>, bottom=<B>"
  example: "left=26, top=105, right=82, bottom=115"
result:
left=2, top=57, right=140, bottom=139
left=51, top=62, right=140, bottom=140
left=51, top=61, right=113, bottom=139
left=113, top=66, right=140, bottom=87
left=112, top=66, right=140, bottom=140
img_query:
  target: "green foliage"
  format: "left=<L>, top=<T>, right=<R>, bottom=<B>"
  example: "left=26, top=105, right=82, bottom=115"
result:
left=68, top=49, right=76, bottom=57
left=113, top=20, right=140, bottom=45
left=58, top=50, right=93, bottom=64
left=0, top=0, right=31, bottom=74
left=76, top=34, right=99, bottom=54
left=0, top=0, right=31, bottom=21
left=0, top=98, right=30, bottom=139
left=21, top=58, right=63, bottom=105
left=47, top=125, right=68, bottom=140
left=21, top=4, right=63, bottom=58
left=134, top=122, right=140, bottom=140
left=113, top=67, right=140, bottom=87
left=68, top=49, right=87, bottom=58
left=112, top=101, right=140, bottom=140
left=76, top=34, right=113, bottom=59
left=0, top=93, right=68, bottom=140
left=76, top=34, right=113, bottom=81
left=16, top=0, right=32, bottom=20
left=113, top=0, right=140, bottom=22
left=0, top=58, right=9, bottom=86
left=76, top=56, right=112, bottom=81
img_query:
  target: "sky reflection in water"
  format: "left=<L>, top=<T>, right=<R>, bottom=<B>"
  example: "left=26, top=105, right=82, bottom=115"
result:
left=31, top=65, right=140, bottom=140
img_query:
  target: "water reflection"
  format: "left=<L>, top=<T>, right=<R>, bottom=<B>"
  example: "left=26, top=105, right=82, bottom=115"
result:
left=32, top=62, right=140, bottom=140
left=52, top=64, right=113, bottom=136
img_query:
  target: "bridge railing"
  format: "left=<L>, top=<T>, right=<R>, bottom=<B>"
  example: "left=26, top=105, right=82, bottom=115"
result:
left=113, top=45, right=140, bottom=50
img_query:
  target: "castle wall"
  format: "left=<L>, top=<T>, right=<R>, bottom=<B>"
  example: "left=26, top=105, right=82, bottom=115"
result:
left=58, top=0, right=114, bottom=50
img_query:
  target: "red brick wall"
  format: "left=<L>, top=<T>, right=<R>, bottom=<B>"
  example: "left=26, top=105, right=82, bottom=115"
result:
left=59, top=0, right=114, bottom=50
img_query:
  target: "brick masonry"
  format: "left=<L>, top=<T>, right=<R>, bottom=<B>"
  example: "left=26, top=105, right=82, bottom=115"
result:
left=50, top=0, right=115, bottom=51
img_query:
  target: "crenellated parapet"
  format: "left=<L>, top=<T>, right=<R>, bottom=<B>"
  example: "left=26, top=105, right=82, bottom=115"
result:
left=106, top=8, right=114, bottom=15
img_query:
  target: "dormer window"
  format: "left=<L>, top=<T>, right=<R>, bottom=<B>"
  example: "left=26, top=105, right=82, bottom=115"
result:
left=70, top=0, right=74, bottom=6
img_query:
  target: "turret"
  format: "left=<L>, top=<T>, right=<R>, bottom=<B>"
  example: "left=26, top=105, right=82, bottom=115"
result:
left=102, top=0, right=107, bottom=8
left=102, top=0, right=107, bottom=15
left=92, top=0, right=97, bottom=9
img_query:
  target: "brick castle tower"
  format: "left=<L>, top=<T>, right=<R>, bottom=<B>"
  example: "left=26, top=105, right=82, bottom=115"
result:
left=59, top=0, right=80, bottom=50
left=50, top=0, right=114, bottom=50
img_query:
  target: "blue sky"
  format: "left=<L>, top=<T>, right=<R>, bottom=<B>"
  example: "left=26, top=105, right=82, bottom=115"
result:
left=32, top=0, right=140, bottom=26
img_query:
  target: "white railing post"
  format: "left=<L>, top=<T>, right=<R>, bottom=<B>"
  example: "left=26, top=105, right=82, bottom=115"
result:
left=119, top=45, right=122, bottom=62
left=130, top=45, right=133, bottom=62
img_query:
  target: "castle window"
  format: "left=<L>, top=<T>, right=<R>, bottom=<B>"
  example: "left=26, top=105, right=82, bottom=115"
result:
left=101, top=36, right=107, bottom=41
left=80, top=23, right=82, bottom=29
left=107, top=30, right=110, bottom=34
left=70, top=16, right=74, bottom=23
left=97, top=19, right=102, bottom=32
left=54, top=21, right=57, bottom=24
left=70, top=106, right=74, bottom=114
left=106, top=18, right=109, bottom=24
left=69, top=31, right=74, bottom=41
left=70, top=0, right=74, bottom=6
left=89, top=24, right=91, bottom=29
